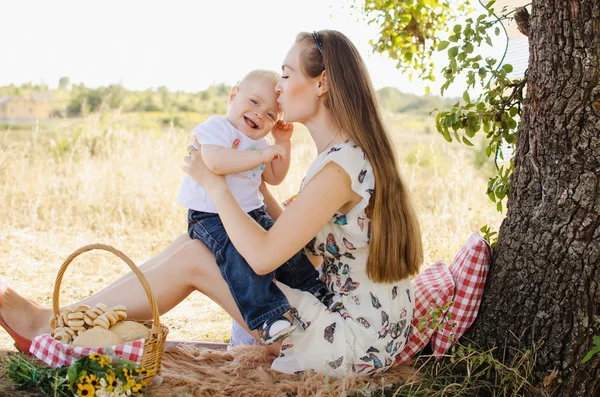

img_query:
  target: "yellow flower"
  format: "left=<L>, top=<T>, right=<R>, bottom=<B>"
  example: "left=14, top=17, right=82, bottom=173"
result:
left=105, top=374, right=118, bottom=391
left=79, top=375, right=91, bottom=384
left=132, top=383, right=143, bottom=393
left=88, top=374, right=100, bottom=389
left=97, top=355, right=111, bottom=367
left=77, top=383, right=96, bottom=396
left=88, top=353, right=101, bottom=361
left=135, top=368, right=151, bottom=376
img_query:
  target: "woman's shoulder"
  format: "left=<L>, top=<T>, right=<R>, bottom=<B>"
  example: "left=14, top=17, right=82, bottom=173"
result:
left=301, top=140, right=374, bottom=198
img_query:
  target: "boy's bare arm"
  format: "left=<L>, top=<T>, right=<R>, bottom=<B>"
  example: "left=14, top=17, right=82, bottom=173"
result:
left=263, top=121, right=294, bottom=185
left=262, top=140, right=291, bottom=185
left=202, top=144, right=283, bottom=175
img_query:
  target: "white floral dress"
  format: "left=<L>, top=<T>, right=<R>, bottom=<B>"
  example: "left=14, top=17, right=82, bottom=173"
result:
left=272, top=141, right=414, bottom=377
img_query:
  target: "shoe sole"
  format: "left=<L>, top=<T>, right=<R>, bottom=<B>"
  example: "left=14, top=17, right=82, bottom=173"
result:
left=262, top=324, right=296, bottom=345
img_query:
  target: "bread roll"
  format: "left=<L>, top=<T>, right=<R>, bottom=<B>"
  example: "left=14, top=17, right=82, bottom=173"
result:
left=110, top=321, right=151, bottom=342
left=72, top=327, right=123, bottom=348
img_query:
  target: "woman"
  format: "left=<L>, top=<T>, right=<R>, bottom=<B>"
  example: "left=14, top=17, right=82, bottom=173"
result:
left=0, top=30, right=422, bottom=377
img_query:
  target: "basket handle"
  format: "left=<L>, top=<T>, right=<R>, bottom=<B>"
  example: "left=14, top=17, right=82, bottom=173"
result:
left=53, top=244, right=161, bottom=333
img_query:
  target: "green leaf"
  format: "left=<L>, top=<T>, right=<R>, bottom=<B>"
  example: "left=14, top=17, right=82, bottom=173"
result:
left=448, top=34, right=458, bottom=43
left=502, top=64, right=514, bottom=73
left=486, top=146, right=492, bottom=157
left=438, top=41, right=450, bottom=51
left=442, top=127, right=452, bottom=142
left=425, top=86, right=431, bottom=95
left=478, top=67, right=487, bottom=78
left=448, top=46, right=459, bottom=58
left=463, top=91, right=471, bottom=103
left=485, top=0, right=496, bottom=10
left=463, top=136, right=474, bottom=146
left=485, top=36, right=493, bottom=46
left=453, top=24, right=462, bottom=34
left=510, top=107, right=518, bottom=117
left=495, top=26, right=501, bottom=36
left=465, top=42, right=474, bottom=53
left=582, top=336, right=600, bottom=363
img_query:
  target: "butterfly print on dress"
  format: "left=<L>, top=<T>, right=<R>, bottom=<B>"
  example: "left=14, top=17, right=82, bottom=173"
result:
left=339, top=277, right=360, bottom=293
left=352, top=364, right=371, bottom=374
left=340, top=264, right=350, bottom=275
left=326, top=233, right=341, bottom=259
left=343, top=252, right=356, bottom=260
left=327, top=146, right=342, bottom=155
left=356, top=317, right=371, bottom=328
left=406, top=288, right=412, bottom=303
left=324, top=322, right=337, bottom=343
left=351, top=295, right=361, bottom=305
left=358, top=169, right=367, bottom=183
left=366, top=346, right=380, bottom=353
left=306, top=237, right=318, bottom=256
left=389, top=322, right=401, bottom=339
left=385, top=339, right=394, bottom=354
left=381, top=311, right=389, bottom=327
left=358, top=217, right=365, bottom=231
left=366, top=188, right=374, bottom=196
left=392, top=286, right=398, bottom=300
left=378, top=327, right=388, bottom=339
left=385, top=357, right=393, bottom=367
left=342, top=238, right=355, bottom=250
left=404, top=322, right=411, bottom=339
left=334, top=214, right=348, bottom=225
left=328, top=356, right=344, bottom=369
left=370, top=292, right=382, bottom=309
left=360, top=353, right=383, bottom=370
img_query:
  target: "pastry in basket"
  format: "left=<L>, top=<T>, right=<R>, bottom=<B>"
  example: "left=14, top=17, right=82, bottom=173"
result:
left=109, top=321, right=151, bottom=342
left=72, top=327, right=123, bottom=348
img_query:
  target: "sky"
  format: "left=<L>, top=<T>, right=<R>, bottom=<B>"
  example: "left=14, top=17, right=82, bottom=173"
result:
left=0, top=0, right=507, bottom=97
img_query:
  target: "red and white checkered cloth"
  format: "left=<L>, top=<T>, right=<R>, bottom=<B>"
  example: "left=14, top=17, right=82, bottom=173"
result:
left=30, top=334, right=145, bottom=368
left=430, top=232, right=491, bottom=357
left=395, top=260, right=455, bottom=364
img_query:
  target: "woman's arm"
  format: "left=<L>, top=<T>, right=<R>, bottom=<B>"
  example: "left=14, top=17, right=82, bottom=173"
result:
left=209, top=161, right=351, bottom=274
left=186, top=143, right=353, bottom=275
left=259, top=179, right=285, bottom=221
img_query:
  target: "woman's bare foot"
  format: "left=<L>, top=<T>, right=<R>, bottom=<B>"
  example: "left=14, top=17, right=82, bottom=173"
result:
left=0, top=285, right=53, bottom=340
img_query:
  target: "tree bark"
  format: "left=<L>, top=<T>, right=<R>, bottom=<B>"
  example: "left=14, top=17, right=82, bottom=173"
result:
left=467, top=0, right=600, bottom=395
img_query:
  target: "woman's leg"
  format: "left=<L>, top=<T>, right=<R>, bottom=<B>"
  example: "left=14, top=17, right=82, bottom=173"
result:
left=0, top=239, right=283, bottom=355
left=74, top=233, right=192, bottom=306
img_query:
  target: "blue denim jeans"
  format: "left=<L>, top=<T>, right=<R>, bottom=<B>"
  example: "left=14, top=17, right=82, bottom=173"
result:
left=187, top=207, right=327, bottom=330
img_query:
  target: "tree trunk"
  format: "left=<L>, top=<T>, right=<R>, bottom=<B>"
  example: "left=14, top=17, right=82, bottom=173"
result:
left=467, top=0, right=600, bottom=395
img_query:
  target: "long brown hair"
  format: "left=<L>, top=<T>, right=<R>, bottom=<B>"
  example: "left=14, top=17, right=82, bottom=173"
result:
left=297, top=30, right=423, bottom=282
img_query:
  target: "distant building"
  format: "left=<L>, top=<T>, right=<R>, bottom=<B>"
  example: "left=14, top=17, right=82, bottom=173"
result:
left=0, top=92, right=53, bottom=121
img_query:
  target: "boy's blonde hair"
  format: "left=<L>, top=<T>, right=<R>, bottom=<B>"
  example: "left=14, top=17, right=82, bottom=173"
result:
left=238, top=69, right=281, bottom=88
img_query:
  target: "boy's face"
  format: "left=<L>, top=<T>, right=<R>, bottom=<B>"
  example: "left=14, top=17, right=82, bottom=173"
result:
left=227, top=76, right=281, bottom=140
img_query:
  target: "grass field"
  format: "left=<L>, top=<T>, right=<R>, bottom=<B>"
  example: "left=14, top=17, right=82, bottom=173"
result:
left=0, top=110, right=503, bottom=364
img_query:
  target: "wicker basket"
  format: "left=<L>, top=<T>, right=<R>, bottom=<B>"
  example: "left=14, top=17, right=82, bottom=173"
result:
left=52, top=244, right=169, bottom=384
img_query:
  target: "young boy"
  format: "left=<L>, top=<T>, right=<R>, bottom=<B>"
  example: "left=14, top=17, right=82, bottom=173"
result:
left=178, top=70, right=342, bottom=344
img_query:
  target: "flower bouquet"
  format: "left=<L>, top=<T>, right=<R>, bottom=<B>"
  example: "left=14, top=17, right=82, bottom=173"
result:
left=5, top=352, right=152, bottom=396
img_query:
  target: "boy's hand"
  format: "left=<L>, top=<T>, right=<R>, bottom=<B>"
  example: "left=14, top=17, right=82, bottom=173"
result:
left=271, top=120, right=294, bottom=143
left=260, top=145, right=286, bottom=163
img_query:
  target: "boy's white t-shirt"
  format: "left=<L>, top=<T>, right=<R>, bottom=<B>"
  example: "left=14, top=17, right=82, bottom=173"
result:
left=177, top=116, right=270, bottom=213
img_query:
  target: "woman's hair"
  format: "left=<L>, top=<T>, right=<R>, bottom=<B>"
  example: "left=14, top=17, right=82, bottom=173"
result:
left=296, top=30, right=423, bottom=283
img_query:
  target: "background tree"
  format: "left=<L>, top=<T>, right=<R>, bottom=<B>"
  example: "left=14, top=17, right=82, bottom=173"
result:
left=58, top=76, right=70, bottom=90
left=358, top=0, right=600, bottom=395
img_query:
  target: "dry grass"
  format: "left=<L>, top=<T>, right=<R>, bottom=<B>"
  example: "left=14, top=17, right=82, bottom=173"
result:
left=0, top=111, right=503, bottom=354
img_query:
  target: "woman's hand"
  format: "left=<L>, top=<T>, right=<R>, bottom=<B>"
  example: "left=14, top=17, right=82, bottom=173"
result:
left=183, top=138, right=226, bottom=191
